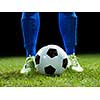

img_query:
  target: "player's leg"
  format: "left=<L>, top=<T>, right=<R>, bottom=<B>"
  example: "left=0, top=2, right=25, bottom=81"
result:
left=20, top=12, right=40, bottom=74
left=58, top=12, right=83, bottom=72
left=21, top=12, right=40, bottom=57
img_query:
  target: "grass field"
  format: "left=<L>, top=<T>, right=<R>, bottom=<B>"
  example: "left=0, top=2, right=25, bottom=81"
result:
left=0, top=54, right=100, bottom=87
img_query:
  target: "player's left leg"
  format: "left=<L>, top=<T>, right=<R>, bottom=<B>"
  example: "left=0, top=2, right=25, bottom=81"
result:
left=21, top=12, right=40, bottom=57
left=58, top=12, right=83, bottom=72
left=20, top=12, right=40, bottom=74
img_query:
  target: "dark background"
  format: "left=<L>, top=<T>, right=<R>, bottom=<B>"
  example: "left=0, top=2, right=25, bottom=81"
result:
left=0, top=12, right=100, bottom=56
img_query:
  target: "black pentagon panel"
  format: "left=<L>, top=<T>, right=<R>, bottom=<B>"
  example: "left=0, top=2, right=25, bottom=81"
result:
left=35, top=55, right=40, bottom=64
left=47, top=48, right=58, bottom=58
left=45, top=65, right=56, bottom=75
left=62, top=58, right=68, bottom=68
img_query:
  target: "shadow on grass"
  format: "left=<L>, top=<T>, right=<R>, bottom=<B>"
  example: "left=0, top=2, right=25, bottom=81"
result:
left=0, top=70, right=24, bottom=80
left=0, top=69, right=67, bottom=81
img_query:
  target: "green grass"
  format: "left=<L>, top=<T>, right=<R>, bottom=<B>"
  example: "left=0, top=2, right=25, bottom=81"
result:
left=0, top=54, right=100, bottom=87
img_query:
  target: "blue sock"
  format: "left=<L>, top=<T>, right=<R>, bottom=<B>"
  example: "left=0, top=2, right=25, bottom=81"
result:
left=21, top=12, right=40, bottom=57
left=58, top=12, right=78, bottom=55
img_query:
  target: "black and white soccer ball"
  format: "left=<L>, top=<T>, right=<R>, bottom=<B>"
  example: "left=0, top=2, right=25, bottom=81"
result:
left=35, top=45, right=69, bottom=75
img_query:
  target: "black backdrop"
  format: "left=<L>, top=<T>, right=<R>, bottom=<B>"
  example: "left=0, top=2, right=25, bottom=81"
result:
left=0, top=12, right=100, bottom=56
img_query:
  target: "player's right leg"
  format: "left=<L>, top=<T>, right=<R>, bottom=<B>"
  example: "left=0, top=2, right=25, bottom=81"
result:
left=20, top=12, right=40, bottom=74
left=58, top=12, right=83, bottom=72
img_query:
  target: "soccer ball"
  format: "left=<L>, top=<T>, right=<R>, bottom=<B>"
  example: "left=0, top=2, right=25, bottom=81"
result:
left=35, top=45, right=69, bottom=75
